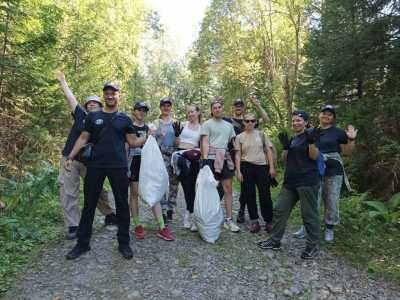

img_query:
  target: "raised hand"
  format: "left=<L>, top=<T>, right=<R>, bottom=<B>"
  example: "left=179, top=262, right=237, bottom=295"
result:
left=304, top=127, right=322, bottom=144
left=56, top=71, right=66, bottom=83
left=249, top=94, right=261, bottom=107
left=172, top=121, right=182, bottom=137
left=278, top=132, right=290, bottom=150
left=346, top=124, right=358, bottom=140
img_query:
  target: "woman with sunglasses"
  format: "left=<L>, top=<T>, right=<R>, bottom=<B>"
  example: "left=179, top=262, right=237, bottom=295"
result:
left=234, top=113, right=276, bottom=233
left=257, top=110, right=321, bottom=260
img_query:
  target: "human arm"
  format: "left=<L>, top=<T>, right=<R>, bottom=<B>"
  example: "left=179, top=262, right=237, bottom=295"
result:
left=126, top=133, right=146, bottom=148
left=64, top=132, right=90, bottom=170
left=266, top=147, right=276, bottom=178
left=200, top=134, right=209, bottom=159
left=234, top=138, right=243, bottom=182
left=56, top=71, right=78, bottom=111
left=341, top=125, right=357, bottom=155
left=249, top=95, right=270, bottom=123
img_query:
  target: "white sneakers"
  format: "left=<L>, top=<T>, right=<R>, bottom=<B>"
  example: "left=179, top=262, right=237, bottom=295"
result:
left=292, top=226, right=306, bottom=239
left=325, top=228, right=334, bottom=242
left=183, top=211, right=191, bottom=229
left=190, top=222, right=198, bottom=232
left=224, top=219, right=240, bottom=232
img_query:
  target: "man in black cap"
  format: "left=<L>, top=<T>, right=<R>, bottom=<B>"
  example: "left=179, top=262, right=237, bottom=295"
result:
left=56, top=72, right=117, bottom=240
left=64, top=81, right=146, bottom=260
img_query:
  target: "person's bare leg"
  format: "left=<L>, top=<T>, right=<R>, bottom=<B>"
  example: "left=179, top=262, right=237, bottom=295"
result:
left=129, top=182, right=140, bottom=226
left=151, top=203, right=165, bottom=229
left=222, top=179, right=233, bottom=219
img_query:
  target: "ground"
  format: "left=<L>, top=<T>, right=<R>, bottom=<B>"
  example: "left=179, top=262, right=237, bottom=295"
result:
left=4, top=191, right=400, bottom=300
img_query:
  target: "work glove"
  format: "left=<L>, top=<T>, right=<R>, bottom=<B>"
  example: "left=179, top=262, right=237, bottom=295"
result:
left=172, top=121, right=182, bottom=137
left=304, top=127, right=322, bottom=144
left=278, top=132, right=290, bottom=150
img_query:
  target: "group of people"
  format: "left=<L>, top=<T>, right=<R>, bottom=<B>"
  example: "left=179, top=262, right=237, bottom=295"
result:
left=57, top=72, right=357, bottom=261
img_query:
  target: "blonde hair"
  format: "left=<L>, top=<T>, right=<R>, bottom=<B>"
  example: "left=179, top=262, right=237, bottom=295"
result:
left=187, top=104, right=201, bottom=123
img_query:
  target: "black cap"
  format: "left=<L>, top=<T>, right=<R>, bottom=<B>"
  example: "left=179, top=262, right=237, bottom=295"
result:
left=133, top=101, right=149, bottom=112
left=292, top=110, right=309, bottom=121
left=103, top=82, right=119, bottom=91
left=233, top=98, right=245, bottom=106
left=159, top=97, right=173, bottom=106
left=321, top=104, right=336, bottom=116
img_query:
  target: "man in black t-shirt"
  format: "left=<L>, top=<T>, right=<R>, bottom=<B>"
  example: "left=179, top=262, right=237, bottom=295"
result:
left=57, top=72, right=117, bottom=241
left=64, top=82, right=146, bottom=260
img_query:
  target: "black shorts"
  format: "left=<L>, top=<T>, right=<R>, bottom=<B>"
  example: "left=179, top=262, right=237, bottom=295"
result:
left=205, top=159, right=234, bottom=181
left=129, top=156, right=141, bottom=182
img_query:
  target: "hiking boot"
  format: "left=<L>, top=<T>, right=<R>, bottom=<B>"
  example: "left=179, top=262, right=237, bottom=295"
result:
left=224, top=219, right=240, bottom=232
left=157, top=227, right=176, bottom=241
left=265, top=222, right=273, bottom=233
left=66, top=226, right=78, bottom=240
left=236, top=209, right=245, bottom=224
left=66, top=244, right=90, bottom=260
left=301, top=245, right=319, bottom=260
left=134, top=225, right=145, bottom=240
left=104, top=213, right=118, bottom=226
left=325, top=228, right=334, bottom=243
left=190, top=222, right=198, bottom=232
left=292, top=226, right=305, bottom=239
left=257, top=239, right=281, bottom=250
left=249, top=221, right=261, bottom=233
left=118, top=244, right=134, bottom=260
left=183, top=211, right=191, bottom=229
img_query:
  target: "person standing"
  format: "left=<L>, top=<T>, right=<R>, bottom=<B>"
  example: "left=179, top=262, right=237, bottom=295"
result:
left=200, top=100, right=240, bottom=232
left=64, top=82, right=145, bottom=260
left=154, top=97, right=180, bottom=223
left=57, top=72, right=116, bottom=240
left=257, top=111, right=321, bottom=260
left=128, top=101, right=175, bottom=241
left=292, top=105, right=357, bottom=242
left=234, top=113, right=276, bottom=233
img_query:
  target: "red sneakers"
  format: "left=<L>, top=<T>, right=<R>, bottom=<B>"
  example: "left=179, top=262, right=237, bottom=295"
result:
left=156, top=227, right=176, bottom=241
left=134, top=225, right=145, bottom=240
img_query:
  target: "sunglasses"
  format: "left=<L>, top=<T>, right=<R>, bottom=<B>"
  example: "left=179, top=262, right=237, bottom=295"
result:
left=244, top=119, right=256, bottom=123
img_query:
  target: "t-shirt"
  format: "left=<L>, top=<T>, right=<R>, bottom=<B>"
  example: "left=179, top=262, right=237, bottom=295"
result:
left=234, top=130, right=273, bottom=165
left=316, top=126, right=348, bottom=176
left=224, top=117, right=245, bottom=135
left=84, top=111, right=134, bottom=168
left=128, top=124, right=149, bottom=157
left=62, top=105, right=86, bottom=157
left=284, top=133, right=319, bottom=188
left=200, top=118, right=236, bottom=149
left=155, top=119, right=175, bottom=149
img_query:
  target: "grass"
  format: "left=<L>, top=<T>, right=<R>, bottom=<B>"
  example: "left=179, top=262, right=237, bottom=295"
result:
left=233, top=176, right=400, bottom=283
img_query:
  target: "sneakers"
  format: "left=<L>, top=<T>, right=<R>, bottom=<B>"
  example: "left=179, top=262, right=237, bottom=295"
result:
left=292, top=226, right=305, bottom=239
left=257, top=239, right=281, bottom=250
left=190, top=222, right=198, bottom=232
left=224, top=219, right=240, bottom=232
left=104, top=213, right=118, bottom=226
left=325, top=228, right=334, bottom=243
left=183, top=211, right=191, bottom=229
left=301, top=245, right=319, bottom=260
left=66, top=244, right=90, bottom=260
left=134, top=225, right=145, bottom=240
left=66, top=226, right=78, bottom=240
left=236, top=209, right=245, bottom=224
left=249, top=221, right=261, bottom=233
left=265, top=222, right=273, bottom=233
left=157, top=227, right=176, bottom=241
left=118, top=244, right=134, bottom=260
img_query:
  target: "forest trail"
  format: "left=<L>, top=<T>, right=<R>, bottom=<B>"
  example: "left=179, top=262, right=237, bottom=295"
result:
left=5, top=192, right=400, bottom=300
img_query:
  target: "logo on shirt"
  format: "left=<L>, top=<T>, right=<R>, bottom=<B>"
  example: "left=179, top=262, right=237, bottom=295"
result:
left=95, top=119, right=104, bottom=125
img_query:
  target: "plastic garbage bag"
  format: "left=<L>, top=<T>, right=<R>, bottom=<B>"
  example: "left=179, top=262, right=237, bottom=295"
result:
left=139, top=135, right=169, bottom=207
left=194, top=166, right=224, bottom=243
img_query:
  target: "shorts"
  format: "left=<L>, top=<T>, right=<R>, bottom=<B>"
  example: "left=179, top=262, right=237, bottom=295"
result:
left=205, top=159, right=234, bottom=181
left=129, top=156, right=141, bottom=182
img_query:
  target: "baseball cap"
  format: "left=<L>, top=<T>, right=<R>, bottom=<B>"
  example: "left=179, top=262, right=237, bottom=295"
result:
left=159, top=97, right=173, bottom=106
left=84, top=95, right=102, bottom=108
left=321, top=104, right=336, bottom=116
left=292, top=110, right=309, bottom=121
left=233, top=98, right=245, bottom=106
left=133, top=101, right=149, bottom=112
left=103, top=82, right=120, bottom=91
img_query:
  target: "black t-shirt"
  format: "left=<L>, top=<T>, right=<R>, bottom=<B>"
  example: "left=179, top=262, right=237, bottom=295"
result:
left=62, top=105, right=87, bottom=157
left=284, top=134, right=319, bottom=188
left=316, top=126, right=348, bottom=176
left=84, top=111, right=135, bottom=168
left=129, top=124, right=149, bottom=156
left=224, top=117, right=245, bottom=135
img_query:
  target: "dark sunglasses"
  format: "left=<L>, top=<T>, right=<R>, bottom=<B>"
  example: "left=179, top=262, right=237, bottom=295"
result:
left=244, top=119, right=256, bottom=123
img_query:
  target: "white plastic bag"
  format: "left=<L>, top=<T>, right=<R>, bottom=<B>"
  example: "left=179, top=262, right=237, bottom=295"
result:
left=194, top=166, right=224, bottom=243
left=139, top=135, right=169, bottom=207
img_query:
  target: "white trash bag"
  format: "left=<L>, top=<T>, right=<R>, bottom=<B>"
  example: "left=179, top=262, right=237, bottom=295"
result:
left=139, top=135, right=169, bottom=207
left=194, top=166, right=224, bottom=243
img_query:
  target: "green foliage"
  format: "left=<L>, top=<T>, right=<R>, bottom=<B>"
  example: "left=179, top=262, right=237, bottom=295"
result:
left=364, top=193, right=400, bottom=223
left=0, top=162, right=62, bottom=293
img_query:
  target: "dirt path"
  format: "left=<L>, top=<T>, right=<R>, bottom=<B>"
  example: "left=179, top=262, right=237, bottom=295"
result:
left=5, top=191, right=400, bottom=300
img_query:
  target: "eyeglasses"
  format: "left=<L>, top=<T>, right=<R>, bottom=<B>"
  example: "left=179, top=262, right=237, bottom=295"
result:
left=244, top=119, right=256, bottom=123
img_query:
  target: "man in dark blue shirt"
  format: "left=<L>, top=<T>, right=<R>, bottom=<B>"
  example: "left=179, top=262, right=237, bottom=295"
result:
left=64, top=82, right=146, bottom=260
left=57, top=72, right=117, bottom=241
